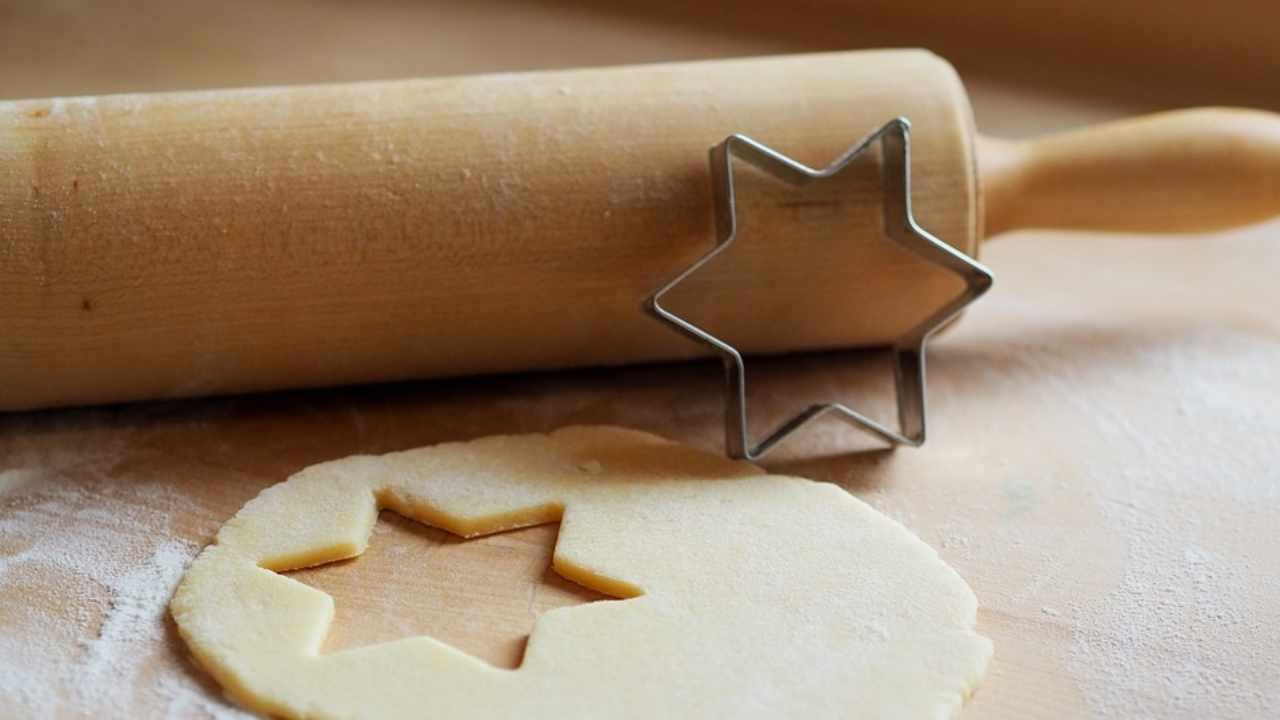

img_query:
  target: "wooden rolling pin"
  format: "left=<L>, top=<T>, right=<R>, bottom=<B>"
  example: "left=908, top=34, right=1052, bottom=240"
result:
left=2, top=49, right=1279, bottom=411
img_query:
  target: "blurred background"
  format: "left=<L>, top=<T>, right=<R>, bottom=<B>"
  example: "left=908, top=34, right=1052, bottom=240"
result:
left=2, top=0, right=1278, bottom=137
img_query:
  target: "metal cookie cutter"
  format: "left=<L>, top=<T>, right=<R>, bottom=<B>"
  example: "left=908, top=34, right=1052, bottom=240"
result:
left=643, top=118, right=994, bottom=460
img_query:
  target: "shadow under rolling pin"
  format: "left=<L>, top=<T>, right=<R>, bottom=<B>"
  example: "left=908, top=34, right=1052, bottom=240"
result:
left=1, top=49, right=1278, bottom=412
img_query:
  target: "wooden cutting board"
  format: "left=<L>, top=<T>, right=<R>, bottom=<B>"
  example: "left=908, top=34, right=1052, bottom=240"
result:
left=2, top=2, right=1279, bottom=718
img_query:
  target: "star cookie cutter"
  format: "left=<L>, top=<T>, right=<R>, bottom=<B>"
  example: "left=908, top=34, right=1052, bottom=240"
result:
left=643, top=118, right=994, bottom=460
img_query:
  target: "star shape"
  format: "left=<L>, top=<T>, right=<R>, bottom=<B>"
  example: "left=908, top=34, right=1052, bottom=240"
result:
left=643, top=118, right=993, bottom=460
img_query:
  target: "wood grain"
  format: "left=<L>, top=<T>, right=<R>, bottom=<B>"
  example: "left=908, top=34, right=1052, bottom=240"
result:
left=0, top=50, right=978, bottom=412
left=7, top=51, right=1280, bottom=414
left=286, top=515, right=608, bottom=669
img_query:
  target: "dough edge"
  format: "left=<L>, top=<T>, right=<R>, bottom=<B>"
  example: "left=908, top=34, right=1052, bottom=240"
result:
left=171, top=425, right=992, bottom=719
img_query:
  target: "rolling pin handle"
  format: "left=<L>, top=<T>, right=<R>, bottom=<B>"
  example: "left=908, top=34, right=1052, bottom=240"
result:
left=979, top=108, right=1280, bottom=236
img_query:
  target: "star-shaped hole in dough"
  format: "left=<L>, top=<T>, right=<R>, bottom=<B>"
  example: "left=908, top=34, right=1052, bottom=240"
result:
left=645, top=118, right=993, bottom=459
left=285, top=510, right=615, bottom=669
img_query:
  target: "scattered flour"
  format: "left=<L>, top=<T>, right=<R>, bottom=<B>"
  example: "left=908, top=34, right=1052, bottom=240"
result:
left=155, top=673, right=254, bottom=719
left=0, top=474, right=253, bottom=719
left=883, top=322, right=1280, bottom=718
left=78, top=542, right=198, bottom=707
left=1066, top=496, right=1270, bottom=718
left=1061, top=331, right=1280, bottom=719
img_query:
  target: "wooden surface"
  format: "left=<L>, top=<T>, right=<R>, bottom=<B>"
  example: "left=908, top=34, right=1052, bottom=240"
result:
left=2, top=2, right=1279, bottom=719
left=288, top=517, right=607, bottom=670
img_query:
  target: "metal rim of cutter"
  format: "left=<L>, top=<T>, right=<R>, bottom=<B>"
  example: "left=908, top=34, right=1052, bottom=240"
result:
left=643, top=117, right=994, bottom=461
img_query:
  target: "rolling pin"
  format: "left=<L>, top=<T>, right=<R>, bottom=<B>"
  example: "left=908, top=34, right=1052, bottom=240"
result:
left=2, top=49, right=1279, bottom=411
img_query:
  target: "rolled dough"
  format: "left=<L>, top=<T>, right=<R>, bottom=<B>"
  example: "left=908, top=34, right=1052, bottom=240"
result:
left=170, top=426, right=991, bottom=718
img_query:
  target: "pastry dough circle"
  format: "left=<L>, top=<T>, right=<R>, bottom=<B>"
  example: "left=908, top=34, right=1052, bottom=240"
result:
left=171, top=426, right=991, bottom=719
